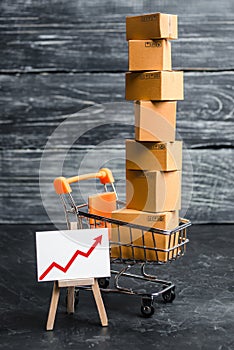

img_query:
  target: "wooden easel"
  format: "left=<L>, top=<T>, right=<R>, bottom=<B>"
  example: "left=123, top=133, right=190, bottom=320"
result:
left=46, top=277, right=108, bottom=330
left=46, top=222, right=108, bottom=330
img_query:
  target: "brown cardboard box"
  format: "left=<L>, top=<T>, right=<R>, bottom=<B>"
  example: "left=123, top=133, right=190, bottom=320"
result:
left=126, top=140, right=182, bottom=171
left=126, top=169, right=181, bottom=212
left=134, top=101, right=176, bottom=142
left=88, top=192, right=116, bottom=231
left=125, top=71, right=184, bottom=101
left=128, top=39, right=171, bottom=71
left=111, top=208, right=179, bottom=262
left=126, top=13, right=178, bottom=40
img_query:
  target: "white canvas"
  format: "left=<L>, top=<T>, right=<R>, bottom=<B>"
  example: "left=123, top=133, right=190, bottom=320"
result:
left=36, top=228, right=110, bottom=282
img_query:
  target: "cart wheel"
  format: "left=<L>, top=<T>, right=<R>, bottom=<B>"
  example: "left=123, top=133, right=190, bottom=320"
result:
left=141, top=305, right=155, bottom=317
left=141, top=297, right=155, bottom=318
left=162, top=287, right=176, bottom=303
left=98, top=277, right=110, bottom=289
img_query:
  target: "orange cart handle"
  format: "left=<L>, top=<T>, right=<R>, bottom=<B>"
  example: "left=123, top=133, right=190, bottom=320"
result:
left=53, top=168, right=114, bottom=195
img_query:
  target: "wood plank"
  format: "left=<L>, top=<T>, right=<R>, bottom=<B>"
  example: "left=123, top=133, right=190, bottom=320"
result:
left=46, top=281, right=60, bottom=331
left=0, top=148, right=233, bottom=224
left=1, top=0, right=233, bottom=17
left=0, top=72, right=233, bottom=149
left=0, top=0, right=233, bottom=71
left=0, top=14, right=233, bottom=71
left=91, top=279, right=108, bottom=327
left=66, top=286, right=75, bottom=314
left=58, top=278, right=94, bottom=287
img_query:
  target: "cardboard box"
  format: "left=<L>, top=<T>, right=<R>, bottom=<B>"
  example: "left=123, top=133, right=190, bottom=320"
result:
left=126, top=13, right=178, bottom=40
left=126, top=169, right=181, bottom=212
left=135, top=101, right=176, bottom=142
left=88, top=192, right=116, bottom=230
left=126, top=140, right=182, bottom=171
left=125, top=71, right=184, bottom=101
left=111, top=208, right=179, bottom=262
left=128, top=39, right=171, bottom=71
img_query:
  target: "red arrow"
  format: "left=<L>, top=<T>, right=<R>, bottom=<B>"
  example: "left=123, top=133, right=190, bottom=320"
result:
left=39, top=235, right=103, bottom=281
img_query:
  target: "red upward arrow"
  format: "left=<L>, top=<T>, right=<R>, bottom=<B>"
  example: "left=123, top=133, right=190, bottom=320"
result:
left=39, top=235, right=103, bottom=281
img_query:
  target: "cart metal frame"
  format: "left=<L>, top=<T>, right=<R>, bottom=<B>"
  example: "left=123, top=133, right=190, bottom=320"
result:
left=54, top=168, right=191, bottom=317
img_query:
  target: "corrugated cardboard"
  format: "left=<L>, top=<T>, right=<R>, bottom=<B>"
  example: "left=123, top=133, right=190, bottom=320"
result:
left=134, top=101, right=176, bottom=142
left=125, top=71, right=184, bottom=101
left=111, top=208, right=179, bottom=262
left=111, top=207, right=178, bottom=230
left=126, top=140, right=182, bottom=171
left=126, top=13, right=178, bottom=40
left=126, top=169, right=181, bottom=212
left=128, top=39, right=171, bottom=71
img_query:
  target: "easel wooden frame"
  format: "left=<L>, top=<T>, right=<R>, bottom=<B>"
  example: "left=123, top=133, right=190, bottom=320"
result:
left=46, top=222, right=108, bottom=330
left=46, top=277, right=108, bottom=330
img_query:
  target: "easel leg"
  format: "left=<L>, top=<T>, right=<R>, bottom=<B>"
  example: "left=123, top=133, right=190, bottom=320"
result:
left=67, top=286, right=75, bottom=314
left=92, top=279, right=108, bottom=326
left=46, top=281, right=60, bottom=331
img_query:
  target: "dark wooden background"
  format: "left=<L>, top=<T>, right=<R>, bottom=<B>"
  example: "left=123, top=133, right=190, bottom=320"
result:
left=0, top=0, right=233, bottom=224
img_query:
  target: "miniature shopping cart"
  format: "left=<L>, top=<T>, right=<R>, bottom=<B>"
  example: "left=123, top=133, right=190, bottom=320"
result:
left=54, top=168, right=191, bottom=317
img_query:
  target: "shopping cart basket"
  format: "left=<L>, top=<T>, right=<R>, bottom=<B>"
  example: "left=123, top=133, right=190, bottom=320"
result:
left=54, top=168, right=191, bottom=317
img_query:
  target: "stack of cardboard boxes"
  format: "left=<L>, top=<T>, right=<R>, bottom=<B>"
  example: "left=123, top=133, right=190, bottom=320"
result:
left=111, top=13, right=183, bottom=262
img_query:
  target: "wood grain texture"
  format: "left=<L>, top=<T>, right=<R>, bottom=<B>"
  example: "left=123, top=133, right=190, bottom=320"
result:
left=0, top=0, right=233, bottom=224
left=0, top=148, right=233, bottom=224
left=1, top=0, right=233, bottom=16
left=0, top=1, right=233, bottom=71
left=0, top=72, right=233, bottom=149
left=0, top=15, right=233, bottom=72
